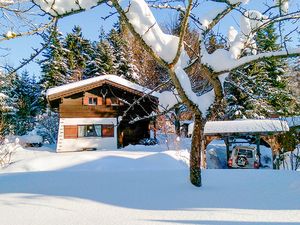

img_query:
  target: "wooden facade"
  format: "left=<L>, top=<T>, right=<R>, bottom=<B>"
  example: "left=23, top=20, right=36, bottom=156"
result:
left=47, top=77, right=158, bottom=151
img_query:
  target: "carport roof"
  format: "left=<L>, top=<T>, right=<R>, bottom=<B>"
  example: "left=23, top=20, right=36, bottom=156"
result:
left=203, top=119, right=289, bottom=136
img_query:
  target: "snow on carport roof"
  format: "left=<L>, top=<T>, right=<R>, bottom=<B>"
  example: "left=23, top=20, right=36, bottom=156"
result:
left=203, top=119, right=289, bottom=135
left=281, top=116, right=300, bottom=127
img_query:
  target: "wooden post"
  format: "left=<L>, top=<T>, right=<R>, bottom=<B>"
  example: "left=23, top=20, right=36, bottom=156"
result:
left=224, top=136, right=230, bottom=163
left=256, top=134, right=261, bottom=166
left=201, top=139, right=207, bottom=169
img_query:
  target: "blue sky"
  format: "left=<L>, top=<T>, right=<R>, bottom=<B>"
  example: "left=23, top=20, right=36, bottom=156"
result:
left=1, top=0, right=299, bottom=78
left=1, top=5, right=118, bottom=77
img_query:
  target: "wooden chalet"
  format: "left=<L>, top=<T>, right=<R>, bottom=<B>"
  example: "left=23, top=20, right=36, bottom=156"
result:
left=46, top=75, right=158, bottom=152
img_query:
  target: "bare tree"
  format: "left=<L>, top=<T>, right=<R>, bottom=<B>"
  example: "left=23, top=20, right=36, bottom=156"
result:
left=4, top=0, right=300, bottom=186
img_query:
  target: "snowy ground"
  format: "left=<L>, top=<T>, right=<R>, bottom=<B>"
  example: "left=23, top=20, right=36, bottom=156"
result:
left=0, top=143, right=300, bottom=225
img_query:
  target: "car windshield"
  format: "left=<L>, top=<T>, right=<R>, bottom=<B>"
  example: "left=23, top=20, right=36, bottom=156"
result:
left=237, top=149, right=253, bottom=158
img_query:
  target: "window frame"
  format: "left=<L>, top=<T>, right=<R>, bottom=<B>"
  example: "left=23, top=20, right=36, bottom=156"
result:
left=77, top=124, right=101, bottom=138
left=76, top=124, right=114, bottom=138
left=88, top=97, right=97, bottom=105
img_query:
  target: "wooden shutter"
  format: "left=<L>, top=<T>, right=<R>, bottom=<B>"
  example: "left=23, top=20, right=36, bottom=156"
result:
left=83, top=97, right=89, bottom=105
left=106, top=98, right=112, bottom=106
left=64, top=125, right=78, bottom=139
left=97, top=97, right=103, bottom=105
left=102, top=125, right=114, bottom=137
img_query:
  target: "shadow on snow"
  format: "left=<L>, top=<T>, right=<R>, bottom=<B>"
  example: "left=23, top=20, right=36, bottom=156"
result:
left=0, top=152, right=299, bottom=211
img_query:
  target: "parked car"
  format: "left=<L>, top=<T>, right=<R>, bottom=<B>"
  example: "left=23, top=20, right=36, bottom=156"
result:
left=228, top=146, right=260, bottom=169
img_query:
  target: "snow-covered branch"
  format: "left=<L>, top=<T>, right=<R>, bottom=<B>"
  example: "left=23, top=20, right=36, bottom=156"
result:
left=204, top=47, right=300, bottom=74
left=32, top=0, right=106, bottom=17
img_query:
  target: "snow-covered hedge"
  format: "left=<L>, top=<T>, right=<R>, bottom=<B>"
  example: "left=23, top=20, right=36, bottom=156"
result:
left=6, top=129, right=43, bottom=147
left=0, top=138, right=20, bottom=168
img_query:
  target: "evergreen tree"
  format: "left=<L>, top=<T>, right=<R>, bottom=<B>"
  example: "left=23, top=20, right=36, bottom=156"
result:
left=64, top=26, right=94, bottom=81
left=13, top=71, right=41, bottom=135
left=225, top=24, right=300, bottom=119
left=85, top=39, right=115, bottom=77
left=0, top=71, right=18, bottom=136
left=39, top=26, right=68, bottom=91
left=108, top=24, right=139, bottom=81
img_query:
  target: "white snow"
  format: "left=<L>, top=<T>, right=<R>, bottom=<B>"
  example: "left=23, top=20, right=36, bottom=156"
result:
left=228, top=0, right=250, bottom=4
left=280, top=145, right=300, bottom=170
left=218, top=72, right=229, bottom=90
left=174, top=67, right=215, bottom=115
left=125, top=0, right=217, bottom=115
left=0, top=0, right=13, bottom=5
left=281, top=116, right=300, bottom=127
left=0, top=93, right=8, bottom=99
left=228, top=26, right=238, bottom=43
left=202, top=47, right=300, bottom=72
left=241, top=10, right=268, bottom=36
left=0, top=143, right=300, bottom=225
left=46, top=74, right=159, bottom=98
left=228, top=10, right=268, bottom=59
left=201, top=9, right=281, bottom=71
left=277, top=0, right=289, bottom=14
left=204, top=119, right=289, bottom=135
left=32, top=0, right=99, bottom=16
left=158, top=90, right=180, bottom=111
left=199, top=7, right=227, bottom=29
left=19, top=134, right=43, bottom=145
left=188, top=119, right=290, bottom=136
left=126, top=0, right=188, bottom=66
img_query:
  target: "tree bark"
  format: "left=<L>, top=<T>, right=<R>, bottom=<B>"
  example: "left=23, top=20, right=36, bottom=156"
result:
left=190, top=114, right=204, bottom=187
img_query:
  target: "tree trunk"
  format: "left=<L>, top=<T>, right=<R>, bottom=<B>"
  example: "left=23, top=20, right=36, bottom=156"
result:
left=174, top=107, right=180, bottom=136
left=190, top=114, right=204, bottom=187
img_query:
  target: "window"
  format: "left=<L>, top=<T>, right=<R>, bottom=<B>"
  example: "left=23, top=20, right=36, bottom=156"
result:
left=78, top=125, right=101, bottom=137
left=88, top=97, right=97, bottom=105
left=77, top=124, right=114, bottom=138
left=238, top=149, right=253, bottom=158
left=102, top=125, right=114, bottom=137
left=64, top=125, right=78, bottom=139
left=111, top=97, right=119, bottom=105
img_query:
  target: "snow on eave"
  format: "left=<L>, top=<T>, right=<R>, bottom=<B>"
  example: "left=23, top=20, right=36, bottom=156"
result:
left=46, top=75, right=159, bottom=100
left=203, top=119, right=289, bottom=135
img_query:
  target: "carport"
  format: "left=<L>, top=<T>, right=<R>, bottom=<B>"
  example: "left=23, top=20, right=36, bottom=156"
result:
left=203, top=119, right=289, bottom=168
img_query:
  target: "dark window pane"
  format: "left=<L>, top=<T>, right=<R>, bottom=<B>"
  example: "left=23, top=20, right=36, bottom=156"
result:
left=88, top=97, right=97, bottom=105
left=78, top=125, right=101, bottom=137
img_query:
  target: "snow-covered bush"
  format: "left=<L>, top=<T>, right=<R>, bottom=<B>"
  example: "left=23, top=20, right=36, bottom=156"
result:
left=5, top=131, right=43, bottom=147
left=0, top=138, right=19, bottom=168
left=35, top=111, right=59, bottom=144
left=19, top=130, right=43, bottom=147
left=279, top=145, right=300, bottom=171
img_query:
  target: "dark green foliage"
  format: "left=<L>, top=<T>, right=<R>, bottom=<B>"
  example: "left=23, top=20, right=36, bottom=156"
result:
left=13, top=71, right=41, bottom=135
left=39, top=26, right=68, bottom=90
left=0, top=70, right=41, bottom=137
left=0, top=71, right=17, bottom=136
left=64, top=26, right=94, bottom=81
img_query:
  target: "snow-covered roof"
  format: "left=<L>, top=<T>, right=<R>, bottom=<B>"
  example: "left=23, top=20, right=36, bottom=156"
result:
left=46, top=75, right=159, bottom=99
left=281, top=116, right=300, bottom=127
left=203, top=119, right=289, bottom=135
left=188, top=119, right=289, bottom=136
